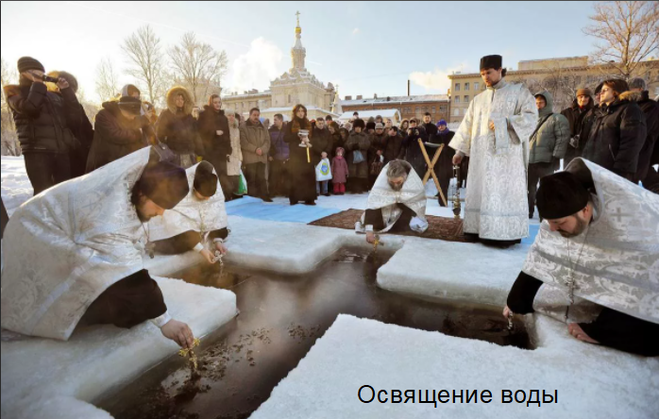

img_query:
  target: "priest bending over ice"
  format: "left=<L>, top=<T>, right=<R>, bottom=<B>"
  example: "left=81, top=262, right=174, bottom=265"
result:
left=150, top=161, right=229, bottom=264
left=356, top=159, right=428, bottom=244
left=1, top=147, right=197, bottom=349
left=504, top=159, right=659, bottom=356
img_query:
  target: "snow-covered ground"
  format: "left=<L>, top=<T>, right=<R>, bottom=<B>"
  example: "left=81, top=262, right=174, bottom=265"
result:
left=2, top=155, right=651, bottom=419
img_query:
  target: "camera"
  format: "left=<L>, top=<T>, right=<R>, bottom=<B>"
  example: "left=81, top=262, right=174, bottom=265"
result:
left=42, top=75, right=59, bottom=83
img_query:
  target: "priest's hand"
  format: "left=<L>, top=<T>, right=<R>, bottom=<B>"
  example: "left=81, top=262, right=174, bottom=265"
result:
left=215, top=242, right=228, bottom=255
left=567, top=323, right=600, bottom=345
left=161, top=319, right=196, bottom=349
left=488, top=120, right=495, bottom=131
left=200, top=249, right=217, bottom=264
left=502, top=305, right=512, bottom=319
left=366, top=231, right=377, bottom=244
left=452, top=154, right=463, bottom=165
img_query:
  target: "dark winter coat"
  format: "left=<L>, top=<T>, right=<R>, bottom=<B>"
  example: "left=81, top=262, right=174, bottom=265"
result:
left=529, top=91, right=570, bottom=164
left=368, top=132, right=387, bottom=164
left=311, top=126, right=333, bottom=165
left=283, top=117, right=316, bottom=202
left=429, top=128, right=456, bottom=182
left=582, top=91, right=647, bottom=179
left=86, top=101, right=150, bottom=172
left=198, top=106, right=231, bottom=174
left=635, top=91, right=659, bottom=179
left=330, top=132, right=343, bottom=156
left=423, top=122, right=438, bottom=144
left=344, top=131, right=371, bottom=179
left=269, top=125, right=289, bottom=161
left=401, top=126, right=428, bottom=178
left=240, top=119, right=270, bottom=165
left=331, top=155, right=349, bottom=184
left=4, top=79, right=79, bottom=154
left=383, top=134, right=403, bottom=163
left=561, top=96, right=595, bottom=162
left=156, top=87, right=201, bottom=155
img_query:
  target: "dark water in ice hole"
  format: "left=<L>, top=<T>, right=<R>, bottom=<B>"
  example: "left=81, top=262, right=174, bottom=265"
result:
left=99, top=247, right=529, bottom=419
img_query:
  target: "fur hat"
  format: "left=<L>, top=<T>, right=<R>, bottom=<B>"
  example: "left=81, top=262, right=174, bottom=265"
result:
left=536, top=172, right=589, bottom=220
left=366, top=121, right=376, bottom=131
left=480, top=55, right=502, bottom=70
left=352, top=118, right=365, bottom=130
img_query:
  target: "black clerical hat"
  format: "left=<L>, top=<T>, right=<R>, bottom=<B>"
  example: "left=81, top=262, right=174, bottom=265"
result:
left=193, top=161, right=218, bottom=198
left=138, top=161, right=189, bottom=209
left=536, top=172, right=589, bottom=220
left=480, top=55, right=503, bottom=70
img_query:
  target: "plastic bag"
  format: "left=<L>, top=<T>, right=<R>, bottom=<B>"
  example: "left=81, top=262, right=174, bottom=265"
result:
left=237, top=169, right=248, bottom=195
left=353, top=150, right=365, bottom=164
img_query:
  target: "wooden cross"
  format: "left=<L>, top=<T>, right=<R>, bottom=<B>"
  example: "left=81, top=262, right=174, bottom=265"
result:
left=418, top=139, right=447, bottom=206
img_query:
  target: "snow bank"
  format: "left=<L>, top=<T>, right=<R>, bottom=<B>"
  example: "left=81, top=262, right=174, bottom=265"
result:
left=251, top=314, right=659, bottom=419
left=1, top=156, right=32, bottom=216
left=1, top=277, right=238, bottom=419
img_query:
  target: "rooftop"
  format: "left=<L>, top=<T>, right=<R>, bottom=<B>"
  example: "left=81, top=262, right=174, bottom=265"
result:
left=340, top=94, right=448, bottom=106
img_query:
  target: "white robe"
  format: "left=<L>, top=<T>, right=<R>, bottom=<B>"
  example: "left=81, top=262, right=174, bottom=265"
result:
left=355, top=161, right=428, bottom=234
left=523, top=158, right=659, bottom=324
left=449, top=79, right=537, bottom=240
left=1, top=148, right=154, bottom=340
left=149, top=163, right=228, bottom=244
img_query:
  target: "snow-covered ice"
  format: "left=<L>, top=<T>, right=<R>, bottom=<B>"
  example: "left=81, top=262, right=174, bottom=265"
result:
left=1, top=156, right=32, bottom=216
left=250, top=314, right=659, bottom=419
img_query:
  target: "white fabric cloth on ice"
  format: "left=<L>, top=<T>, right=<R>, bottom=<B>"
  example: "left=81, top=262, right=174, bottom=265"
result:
left=449, top=79, right=537, bottom=240
left=149, top=163, right=228, bottom=244
left=356, top=161, right=428, bottom=234
left=523, top=158, right=659, bottom=324
left=1, top=148, right=154, bottom=340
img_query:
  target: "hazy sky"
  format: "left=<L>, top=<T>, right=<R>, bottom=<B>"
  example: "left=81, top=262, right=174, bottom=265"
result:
left=1, top=1, right=598, bottom=103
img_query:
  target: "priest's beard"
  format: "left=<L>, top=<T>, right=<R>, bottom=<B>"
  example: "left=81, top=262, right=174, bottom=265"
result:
left=559, top=215, right=588, bottom=238
left=388, top=181, right=404, bottom=191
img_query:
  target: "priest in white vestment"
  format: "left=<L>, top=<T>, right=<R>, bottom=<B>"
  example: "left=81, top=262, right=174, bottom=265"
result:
left=150, top=161, right=229, bottom=264
left=1, top=147, right=197, bottom=348
left=504, top=159, right=659, bottom=356
left=450, top=54, right=537, bottom=246
left=355, top=159, right=428, bottom=244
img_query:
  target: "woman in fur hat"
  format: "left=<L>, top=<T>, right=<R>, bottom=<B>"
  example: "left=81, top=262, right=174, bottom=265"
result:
left=156, top=86, right=202, bottom=168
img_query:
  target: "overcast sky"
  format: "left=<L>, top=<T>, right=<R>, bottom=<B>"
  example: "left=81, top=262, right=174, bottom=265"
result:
left=1, top=1, right=599, bottom=103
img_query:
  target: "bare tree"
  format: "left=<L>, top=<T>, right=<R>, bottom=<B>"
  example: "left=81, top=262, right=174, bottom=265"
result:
left=583, top=1, right=659, bottom=80
left=122, top=25, right=166, bottom=107
left=1, top=57, right=21, bottom=156
left=95, top=58, right=120, bottom=103
left=168, top=32, right=228, bottom=105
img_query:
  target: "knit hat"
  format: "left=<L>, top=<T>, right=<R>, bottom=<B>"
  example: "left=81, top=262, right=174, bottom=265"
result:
left=366, top=121, right=376, bottom=131
left=193, top=161, right=218, bottom=198
left=17, top=57, right=45, bottom=74
left=137, top=161, right=189, bottom=210
left=536, top=172, right=589, bottom=220
left=575, top=88, right=592, bottom=97
left=375, top=123, right=385, bottom=130
left=118, top=96, right=142, bottom=115
left=353, top=119, right=365, bottom=130
left=437, top=119, right=447, bottom=126
left=480, top=55, right=502, bottom=70
left=336, top=147, right=345, bottom=155
left=121, top=84, right=141, bottom=98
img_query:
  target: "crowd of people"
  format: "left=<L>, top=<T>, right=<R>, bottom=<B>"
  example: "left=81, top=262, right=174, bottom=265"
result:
left=1, top=54, right=657, bottom=357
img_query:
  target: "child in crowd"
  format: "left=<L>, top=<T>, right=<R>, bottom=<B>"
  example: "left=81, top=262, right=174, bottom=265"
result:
left=316, top=151, right=332, bottom=196
left=331, top=147, right=349, bottom=195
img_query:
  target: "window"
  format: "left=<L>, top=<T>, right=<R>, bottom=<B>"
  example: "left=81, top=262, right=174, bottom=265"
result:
left=432, top=107, right=436, bottom=113
left=440, top=106, right=446, bottom=112
left=454, top=108, right=460, bottom=116
left=288, top=94, right=291, bottom=104
left=473, top=82, right=479, bottom=91
left=455, top=96, right=460, bottom=104
left=464, top=82, right=470, bottom=91
left=455, top=83, right=461, bottom=92
left=464, top=95, right=469, bottom=102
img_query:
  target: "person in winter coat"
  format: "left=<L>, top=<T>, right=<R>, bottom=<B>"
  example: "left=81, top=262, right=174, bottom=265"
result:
left=268, top=113, right=289, bottom=197
left=156, top=86, right=201, bottom=168
left=198, top=94, right=232, bottom=198
left=368, top=123, right=388, bottom=188
left=561, top=88, right=595, bottom=165
left=312, top=118, right=333, bottom=165
left=328, top=121, right=342, bottom=156
left=400, top=118, right=428, bottom=178
left=427, top=119, right=456, bottom=206
left=240, top=108, right=272, bottom=202
left=86, top=96, right=151, bottom=172
left=331, top=147, right=349, bottom=195
left=5, top=57, right=80, bottom=195
left=225, top=110, right=243, bottom=198
left=628, top=78, right=659, bottom=190
left=383, top=126, right=403, bottom=163
left=582, top=79, right=647, bottom=181
left=283, top=104, right=317, bottom=205
left=46, top=71, right=94, bottom=179
left=528, top=91, right=570, bottom=218
left=344, top=118, right=371, bottom=193
left=422, top=112, right=438, bottom=144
